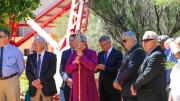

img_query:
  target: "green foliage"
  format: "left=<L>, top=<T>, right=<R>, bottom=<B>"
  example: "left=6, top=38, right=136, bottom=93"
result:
left=165, top=61, right=176, bottom=69
left=0, top=23, right=10, bottom=31
left=154, top=0, right=180, bottom=7
left=0, top=0, right=40, bottom=21
left=90, top=0, right=180, bottom=43
left=86, top=13, right=123, bottom=52
left=19, top=71, right=29, bottom=96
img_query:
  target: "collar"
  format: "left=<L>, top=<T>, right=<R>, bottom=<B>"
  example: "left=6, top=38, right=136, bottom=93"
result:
left=2, top=43, right=11, bottom=49
left=107, top=47, right=113, bottom=54
left=148, top=45, right=158, bottom=54
left=128, top=43, right=138, bottom=52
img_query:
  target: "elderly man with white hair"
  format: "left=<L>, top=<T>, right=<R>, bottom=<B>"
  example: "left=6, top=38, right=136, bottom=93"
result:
left=114, top=31, right=146, bottom=101
left=26, top=35, right=57, bottom=101
left=130, top=31, right=168, bottom=101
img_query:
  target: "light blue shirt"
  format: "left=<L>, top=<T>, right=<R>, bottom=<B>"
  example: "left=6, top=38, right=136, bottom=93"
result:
left=1, top=44, right=25, bottom=77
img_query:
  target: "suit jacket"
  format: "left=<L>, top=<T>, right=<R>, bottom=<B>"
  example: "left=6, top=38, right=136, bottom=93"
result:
left=116, top=44, right=146, bottom=97
left=133, top=46, right=167, bottom=101
left=26, top=51, right=57, bottom=97
left=59, top=48, right=72, bottom=101
left=60, top=48, right=72, bottom=85
left=98, top=47, right=123, bottom=94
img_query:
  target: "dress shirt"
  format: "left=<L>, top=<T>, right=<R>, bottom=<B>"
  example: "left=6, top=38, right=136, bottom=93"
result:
left=37, top=50, right=45, bottom=78
left=106, top=47, right=113, bottom=59
left=2, top=44, right=25, bottom=77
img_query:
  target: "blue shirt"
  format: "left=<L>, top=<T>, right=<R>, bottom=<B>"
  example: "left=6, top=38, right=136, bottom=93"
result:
left=165, top=48, right=177, bottom=83
left=2, top=44, right=25, bottom=77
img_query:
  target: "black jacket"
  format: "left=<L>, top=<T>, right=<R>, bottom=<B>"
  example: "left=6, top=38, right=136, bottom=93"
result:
left=26, top=51, right=57, bottom=97
left=133, top=46, right=167, bottom=101
left=59, top=48, right=72, bottom=101
left=116, top=44, right=146, bottom=97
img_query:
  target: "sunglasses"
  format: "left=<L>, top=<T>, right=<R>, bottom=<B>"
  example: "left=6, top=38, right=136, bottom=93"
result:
left=142, top=39, right=154, bottom=43
left=122, top=39, right=127, bottom=43
left=0, top=35, right=7, bottom=38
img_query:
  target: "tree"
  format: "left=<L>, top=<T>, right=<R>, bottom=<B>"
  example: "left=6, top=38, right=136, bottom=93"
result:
left=0, top=0, right=40, bottom=30
left=90, top=0, right=180, bottom=43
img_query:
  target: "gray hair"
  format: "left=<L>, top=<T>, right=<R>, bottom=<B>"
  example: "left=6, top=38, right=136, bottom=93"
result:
left=99, top=35, right=111, bottom=43
left=158, top=35, right=169, bottom=43
left=123, top=31, right=137, bottom=41
left=75, top=34, right=87, bottom=42
left=34, top=35, right=46, bottom=43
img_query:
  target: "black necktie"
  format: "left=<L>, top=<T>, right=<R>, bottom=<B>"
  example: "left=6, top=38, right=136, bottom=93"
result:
left=37, top=54, right=41, bottom=78
left=0, top=47, right=4, bottom=77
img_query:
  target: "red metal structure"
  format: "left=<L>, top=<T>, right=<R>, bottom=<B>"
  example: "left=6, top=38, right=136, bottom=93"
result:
left=9, top=0, right=71, bottom=47
left=59, top=0, right=90, bottom=51
left=9, top=0, right=90, bottom=49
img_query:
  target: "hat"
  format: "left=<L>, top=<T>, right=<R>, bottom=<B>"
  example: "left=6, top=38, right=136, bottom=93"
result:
left=35, top=35, right=46, bottom=42
left=142, top=31, right=158, bottom=40
left=158, top=35, right=169, bottom=43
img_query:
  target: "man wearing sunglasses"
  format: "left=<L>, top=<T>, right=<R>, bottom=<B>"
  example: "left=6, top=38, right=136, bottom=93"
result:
left=130, top=31, right=167, bottom=101
left=0, top=29, right=25, bottom=101
left=114, top=31, right=146, bottom=101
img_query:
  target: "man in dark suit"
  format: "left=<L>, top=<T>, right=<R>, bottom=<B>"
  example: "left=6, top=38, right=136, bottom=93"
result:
left=114, top=31, right=146, bottom=101
left=26, top=36, right=57, bottom=101
left=59, top=34, right=76, bottom=101
left=130, top=31, right=167, bottom=101
left=96, top=35, right=123, bottom=101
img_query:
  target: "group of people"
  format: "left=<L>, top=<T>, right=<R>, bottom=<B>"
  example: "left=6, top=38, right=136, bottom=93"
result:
left=0, top=28, right=180, bottom=101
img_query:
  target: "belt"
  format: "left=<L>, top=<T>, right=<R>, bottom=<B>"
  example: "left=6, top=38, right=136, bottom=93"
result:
left=0, top=73, right=17, bottom=80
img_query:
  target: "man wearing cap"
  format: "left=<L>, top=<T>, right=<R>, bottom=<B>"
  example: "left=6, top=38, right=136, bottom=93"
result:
left=96, top=35, right=123, bottom=101
left=114, top=31, right=146, bottom=101
left=130, top=31, right=167, bottom=101
left=26, top=35, right=57, bottom=101
left=0, top=29, right=25, bottom=101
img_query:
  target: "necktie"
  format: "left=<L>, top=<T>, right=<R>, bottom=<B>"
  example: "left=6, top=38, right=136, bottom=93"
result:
left=104, top=51, right=108, bottom=62
left=37, top=54, right=41, bottom=78
left=0, top=47, right=4, bottom=77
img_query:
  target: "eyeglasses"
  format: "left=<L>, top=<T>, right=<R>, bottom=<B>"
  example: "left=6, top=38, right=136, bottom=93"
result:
left=142, top=39, right=154, bottom=43
left=0, top=36, right=7, bottom=39
left=122, top=39, right=127, bottom=43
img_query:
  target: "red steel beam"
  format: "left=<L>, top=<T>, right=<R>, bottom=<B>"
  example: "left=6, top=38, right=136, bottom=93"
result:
left=15, top=2, right=71, bottom=47
left=35, top=0, right=65, bottom=22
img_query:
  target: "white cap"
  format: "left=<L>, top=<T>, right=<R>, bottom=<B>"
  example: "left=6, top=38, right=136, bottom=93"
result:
left=142, top=31, right=158, bottom=40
